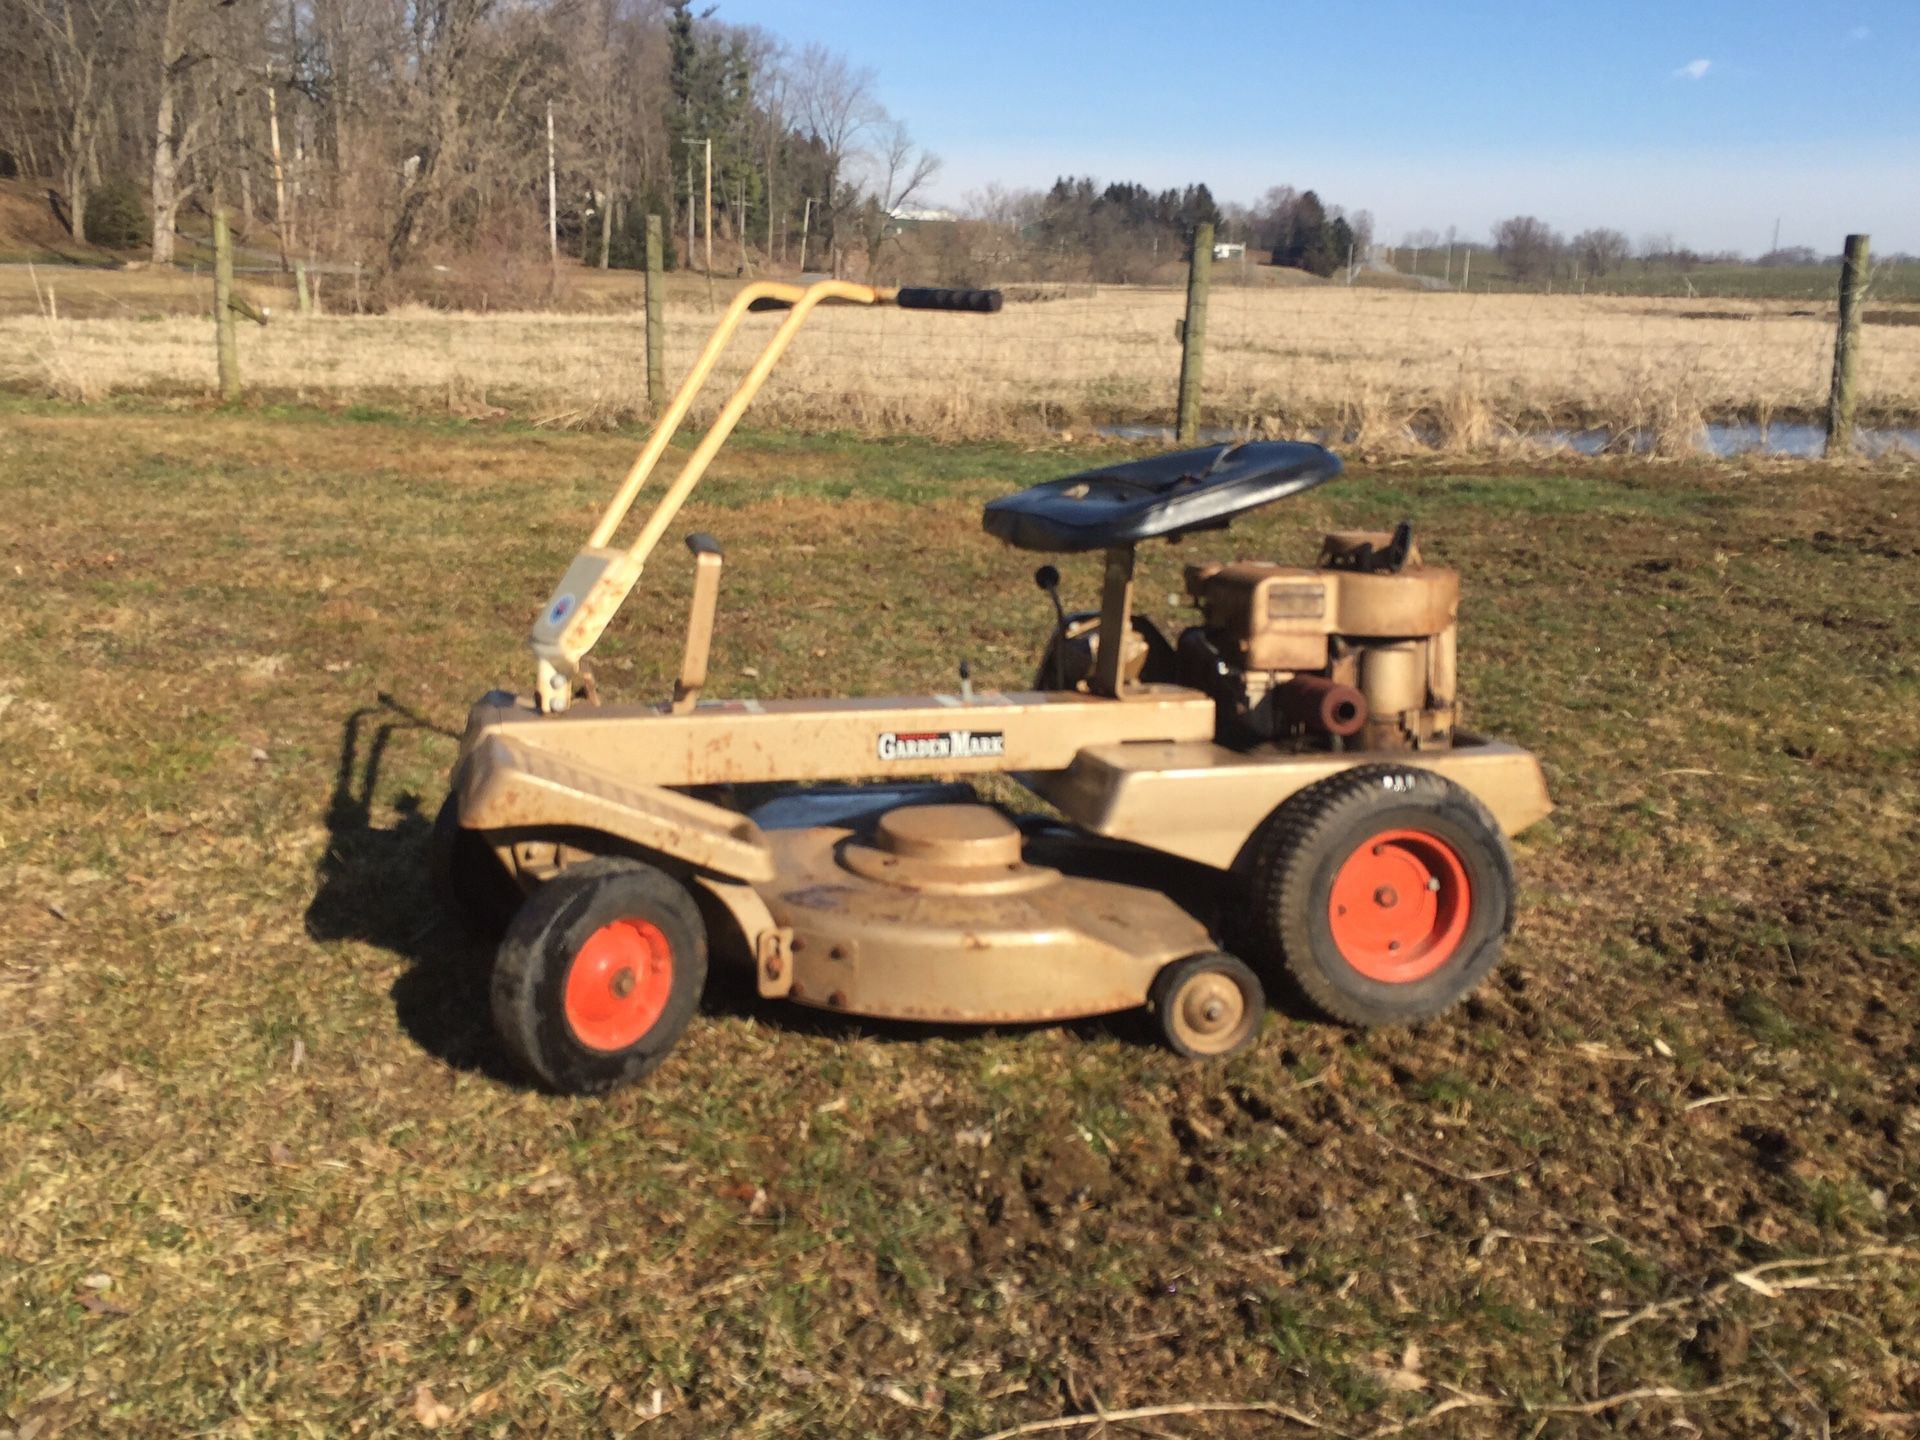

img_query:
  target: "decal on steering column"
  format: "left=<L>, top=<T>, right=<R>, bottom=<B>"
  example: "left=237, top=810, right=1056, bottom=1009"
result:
left=877, top=729, right=1006, bottom=762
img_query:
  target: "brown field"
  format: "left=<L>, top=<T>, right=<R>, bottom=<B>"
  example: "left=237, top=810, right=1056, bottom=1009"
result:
left=3, top=265, right=1917, bottom=448
left=2, top=399, right=1918, bottom=1436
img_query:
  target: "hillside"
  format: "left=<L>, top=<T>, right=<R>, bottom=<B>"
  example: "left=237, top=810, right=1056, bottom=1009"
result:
left=0, top=179, right=120, bottom=264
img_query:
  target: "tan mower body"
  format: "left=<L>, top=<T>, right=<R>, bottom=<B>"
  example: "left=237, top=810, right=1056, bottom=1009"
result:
left=450, top=687, right=1547, bottom=1027
left=437, top=280, right=1551, bottom=1092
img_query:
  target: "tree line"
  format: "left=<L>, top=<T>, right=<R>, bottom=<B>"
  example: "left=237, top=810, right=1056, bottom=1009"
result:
left=0, top=0, right=938, bottom=289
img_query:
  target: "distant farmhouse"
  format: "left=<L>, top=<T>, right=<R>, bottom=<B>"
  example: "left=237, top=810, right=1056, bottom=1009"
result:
left=886, top=205, right=959, bottom=234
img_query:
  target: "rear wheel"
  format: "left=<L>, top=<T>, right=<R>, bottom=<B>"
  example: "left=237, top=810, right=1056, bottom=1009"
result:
left=1245, top=765, right=1513, bottom=1027
left=1149, top=952, right=1265, bottom=1059
left=491, top=857, right=707, bottom=1093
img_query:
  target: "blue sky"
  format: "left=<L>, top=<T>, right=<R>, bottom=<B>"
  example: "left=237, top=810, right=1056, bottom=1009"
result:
left=716, top=0, right=1920, bottom=254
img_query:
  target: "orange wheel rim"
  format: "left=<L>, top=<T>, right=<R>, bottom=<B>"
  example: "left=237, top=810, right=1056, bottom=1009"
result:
left=1327, top=829, right=1471, bottom=983
left=564, top=918, right=674, bottom=1051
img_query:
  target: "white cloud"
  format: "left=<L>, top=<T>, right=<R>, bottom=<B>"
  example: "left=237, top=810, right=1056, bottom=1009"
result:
left=1672, top=58, right=1712, bottom=80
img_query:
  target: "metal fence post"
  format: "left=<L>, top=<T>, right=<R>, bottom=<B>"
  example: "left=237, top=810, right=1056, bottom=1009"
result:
left=1825, top=233, right=1869, bottom=457
left=1176, top=221, right=1213, bottom=444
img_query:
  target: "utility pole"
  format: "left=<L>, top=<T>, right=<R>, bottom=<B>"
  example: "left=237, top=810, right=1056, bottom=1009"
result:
left=736, top=177, right=749, bottom=274
left=546, top=101, right=559, bottom=281
left=798, top=196, right=814, bottom=273
left=702, top=136, right=713, bottom=277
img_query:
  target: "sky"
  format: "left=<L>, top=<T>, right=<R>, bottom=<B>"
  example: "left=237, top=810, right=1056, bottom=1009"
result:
left=711, top=0, right=1920, bottom=255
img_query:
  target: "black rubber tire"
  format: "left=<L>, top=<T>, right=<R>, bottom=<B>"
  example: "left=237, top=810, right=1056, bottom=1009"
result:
left=1148, top=951, right=1265, bottom=1060
left=428, top=791, right=522, bottom=936
left=490, top=857, right=707, bottom=1094
left=1243, top=765, right=1514, bottom=1028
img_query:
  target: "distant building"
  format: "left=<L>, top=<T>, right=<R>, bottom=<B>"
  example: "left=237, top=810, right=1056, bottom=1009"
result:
left=1212, top=241, right=1246, bottom=262
left=887, top=205, right=959, bottom=228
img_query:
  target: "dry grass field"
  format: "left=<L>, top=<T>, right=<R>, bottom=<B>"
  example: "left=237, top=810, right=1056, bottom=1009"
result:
left=2, top=398, right=1917, bottom=1436
left=3, top=266, right=1917, bottom=449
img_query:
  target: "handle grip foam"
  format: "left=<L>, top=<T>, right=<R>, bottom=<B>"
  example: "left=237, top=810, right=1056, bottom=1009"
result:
left=895, top=287, right=1003, bottom=314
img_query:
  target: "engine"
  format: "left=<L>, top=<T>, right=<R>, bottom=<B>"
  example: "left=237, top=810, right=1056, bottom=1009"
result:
left=1177, top=526, right=1460, bottom=752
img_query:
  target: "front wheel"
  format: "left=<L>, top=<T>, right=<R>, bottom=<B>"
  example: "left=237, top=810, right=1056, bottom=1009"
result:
left=1244, top=765, right=1514, bottom=1027
left=491, top=857, right=707, bottom=1093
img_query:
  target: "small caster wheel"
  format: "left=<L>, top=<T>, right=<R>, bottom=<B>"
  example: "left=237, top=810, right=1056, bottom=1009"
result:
left=428, top=791, right=522, bottom=936
left=491, top=857, right=707, bottom=1094
left=1150, top=952, right=1264, bottom=1060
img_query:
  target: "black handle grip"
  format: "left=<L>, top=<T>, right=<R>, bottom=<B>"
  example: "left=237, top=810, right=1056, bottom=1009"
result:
left=895, top=287, right=1003, bottom=314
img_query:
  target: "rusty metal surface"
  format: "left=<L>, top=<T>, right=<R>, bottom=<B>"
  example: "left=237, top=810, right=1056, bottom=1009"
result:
left=457, top=733, right=777, bottom=882
left=1274, top=674, right=1368, bottom=737
left=691, top=874, right=790, bottom=997
left=1027, top=737, right=1553, bottom=869
left=758, top=825, right=1210, bottom=1023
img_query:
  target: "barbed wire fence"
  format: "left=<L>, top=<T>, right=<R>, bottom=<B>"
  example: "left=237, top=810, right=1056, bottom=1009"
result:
left=11, top=216, right=1918, bottom=462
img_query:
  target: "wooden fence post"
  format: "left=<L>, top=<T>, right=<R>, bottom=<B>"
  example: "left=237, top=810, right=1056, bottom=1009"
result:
left=1176, top=221, right=1213, bottom=444
left=294, top=259, right=313, bottom=317
left=1825, top=233, right=1869, bottom=457
left=645, top=214, right=665, bottom=415
left=213, top=207, right=240, bottom=401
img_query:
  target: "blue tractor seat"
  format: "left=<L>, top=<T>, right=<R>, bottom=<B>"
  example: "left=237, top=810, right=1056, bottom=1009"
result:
left=981, top=441, right=1342, bottom=554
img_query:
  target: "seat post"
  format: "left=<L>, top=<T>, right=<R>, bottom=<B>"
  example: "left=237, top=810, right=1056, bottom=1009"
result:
left=1091, top=545, right=1136, bottom=698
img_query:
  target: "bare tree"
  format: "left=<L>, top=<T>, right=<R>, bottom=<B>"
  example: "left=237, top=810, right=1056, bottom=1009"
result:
left=13, top=0, right=135, bottom=240
left=853, top=118, right=938, bottom=270
left=1492, top=214, right=1559, bottom=282
left=1571, top=226, right=1629, bottom=278
left=963, top=182, right=1036, bottom=228
left=788, top=42, right=880, bottom=258
left=144, top=0, right=239, bottom=264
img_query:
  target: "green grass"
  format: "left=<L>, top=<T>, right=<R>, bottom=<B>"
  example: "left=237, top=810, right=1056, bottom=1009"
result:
left=1, top=400, right=1917, bottom=1436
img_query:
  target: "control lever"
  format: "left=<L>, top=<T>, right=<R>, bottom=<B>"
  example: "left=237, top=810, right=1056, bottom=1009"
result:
left=1035, top=564, right=1067, bottom=628
left=1034, top=565, right=1069, bottom=690
left=1326, top=520, right=1414, bottom=575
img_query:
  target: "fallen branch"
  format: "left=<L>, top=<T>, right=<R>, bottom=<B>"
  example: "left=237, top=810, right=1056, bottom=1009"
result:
left=1363, top=1380, right=1751, bottom=1438
left=969, top=1399, right=1329, bottom=1440
left=1586, top=1246, right=1918, bottom=1394
left=1364, top=1127, right=1525, bottom=1185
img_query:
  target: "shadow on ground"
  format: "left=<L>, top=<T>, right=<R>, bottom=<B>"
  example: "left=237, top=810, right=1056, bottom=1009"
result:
left=303, top=694, right=526, bottom=1085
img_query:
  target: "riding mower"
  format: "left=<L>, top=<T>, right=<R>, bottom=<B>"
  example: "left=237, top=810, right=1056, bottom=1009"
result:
left=432, top=280, right=1551, bottom=1094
